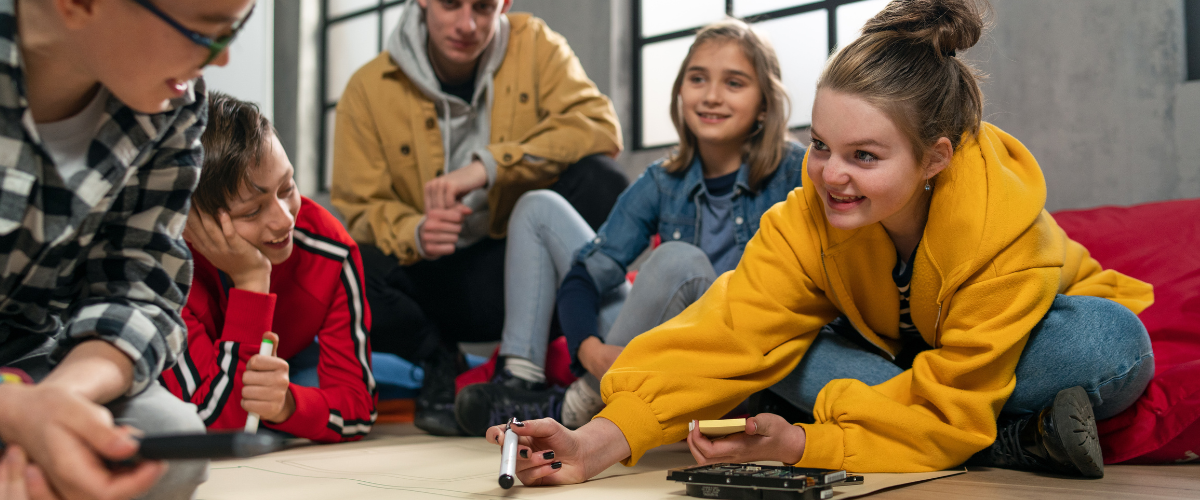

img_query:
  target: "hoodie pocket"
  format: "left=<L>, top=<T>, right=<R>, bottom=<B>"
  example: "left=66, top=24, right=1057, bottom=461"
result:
left=0, top=168, right=35, bottom=236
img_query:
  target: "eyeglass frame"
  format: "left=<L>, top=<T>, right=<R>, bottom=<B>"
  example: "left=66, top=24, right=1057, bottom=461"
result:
left=130, top=0, right=256, bottom=66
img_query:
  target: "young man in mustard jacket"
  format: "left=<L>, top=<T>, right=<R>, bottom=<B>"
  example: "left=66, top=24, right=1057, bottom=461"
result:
left=331, top=0, right=626, bottom=435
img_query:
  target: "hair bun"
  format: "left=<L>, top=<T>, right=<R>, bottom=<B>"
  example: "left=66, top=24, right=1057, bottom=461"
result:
left=862, top=0, right=986, bottom=57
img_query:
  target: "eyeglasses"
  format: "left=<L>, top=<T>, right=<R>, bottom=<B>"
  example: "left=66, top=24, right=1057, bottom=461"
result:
left=131, top=0, right=256, bottom=66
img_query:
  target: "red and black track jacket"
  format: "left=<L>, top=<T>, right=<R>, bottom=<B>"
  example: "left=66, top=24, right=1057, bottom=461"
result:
left=161, top=197, right=377, bottom=442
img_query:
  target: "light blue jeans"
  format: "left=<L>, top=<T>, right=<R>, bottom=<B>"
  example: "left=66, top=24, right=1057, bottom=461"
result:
left=769, top=295, right=1155, bottom=419
left=499, top=190, right=716, bottom=390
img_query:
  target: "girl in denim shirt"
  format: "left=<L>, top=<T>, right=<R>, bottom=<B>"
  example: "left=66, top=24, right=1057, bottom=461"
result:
left=454, top=19, right=806, bottom=436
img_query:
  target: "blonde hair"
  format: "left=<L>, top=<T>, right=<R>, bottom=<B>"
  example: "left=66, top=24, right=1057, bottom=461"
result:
left=819, top=0, right=988, bottom=160
left=662, top=19, right=791, bottom=192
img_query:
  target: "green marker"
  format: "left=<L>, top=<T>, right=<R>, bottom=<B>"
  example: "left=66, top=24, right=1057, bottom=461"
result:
left=244, top=338, right=275, bottom=433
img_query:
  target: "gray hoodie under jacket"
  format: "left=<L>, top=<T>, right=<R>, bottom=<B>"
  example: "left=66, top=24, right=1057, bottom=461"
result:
left=385, top=1, right=510, bottom=251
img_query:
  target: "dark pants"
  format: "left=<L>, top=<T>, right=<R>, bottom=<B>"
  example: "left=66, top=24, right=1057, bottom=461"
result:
left=363, top=154, right=628, bottom=364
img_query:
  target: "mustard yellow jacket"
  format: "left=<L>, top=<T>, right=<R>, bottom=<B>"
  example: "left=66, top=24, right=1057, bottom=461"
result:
left=331, top=13, right=622, bottom=265
left=596, top=123, right=1153, bottom=471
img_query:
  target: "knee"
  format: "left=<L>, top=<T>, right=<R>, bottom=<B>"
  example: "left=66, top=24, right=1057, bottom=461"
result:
left=642, top=242, right=714, bottom=282
left=1054, top=295, right=1151, bottom=358
left=511, top=190, right=569, bottom=225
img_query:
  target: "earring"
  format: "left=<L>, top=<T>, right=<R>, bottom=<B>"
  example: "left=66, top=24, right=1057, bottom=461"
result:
left=925, top=180, right=932, bottom=192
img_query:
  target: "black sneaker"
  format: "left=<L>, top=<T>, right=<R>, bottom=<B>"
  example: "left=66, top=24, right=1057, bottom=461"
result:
left=414, top=348, right=466, bottom=436
left=747, top=389, right=814, bottom=425
left=977, top=386, right=1104, bottom=478
left=454, top=370, right=564, bottom=437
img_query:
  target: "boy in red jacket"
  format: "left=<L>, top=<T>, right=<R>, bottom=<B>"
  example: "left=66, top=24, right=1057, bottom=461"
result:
left=160, top=92, right=376, bottom=442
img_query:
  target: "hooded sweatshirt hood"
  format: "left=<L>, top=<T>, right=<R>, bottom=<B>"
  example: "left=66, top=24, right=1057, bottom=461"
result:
left=385, top=0, right=509, bottom=248
left=803, top=122, right=1051, bottom=354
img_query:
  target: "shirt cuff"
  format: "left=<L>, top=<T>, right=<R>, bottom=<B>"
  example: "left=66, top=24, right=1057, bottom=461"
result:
left=595, top=391, right=665, bottom=466
left=264, top=384, right=322, bottom=439
left=794, top=422, right=846, bottom=470
left=220, top=289, right=277, bottom=344
left=413, top=215, right=431, bottom=260
left=473, top=149, right=498, bottom=189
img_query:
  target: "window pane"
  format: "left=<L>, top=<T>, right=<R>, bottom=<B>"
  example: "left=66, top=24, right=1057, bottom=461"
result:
left=836, top=0, right=889, bottom=49
left=752, top=10, right=828, bottom=128
left=326, top=14, right=380, bottom=103
left=640, top=0, right=725, bottom=38
left=640, top=37, right=694, bottom=148
left=383, top=4, right=404, bottom=37
left=732, top=0, right=817, bottom=18
left=329, top=0, right=378, bottom=19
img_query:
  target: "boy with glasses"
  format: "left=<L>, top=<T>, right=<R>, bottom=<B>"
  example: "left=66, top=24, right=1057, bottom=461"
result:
left=0, top=0, right=254, bottom=499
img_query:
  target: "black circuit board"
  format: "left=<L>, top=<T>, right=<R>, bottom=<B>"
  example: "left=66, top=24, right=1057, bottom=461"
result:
left=667, top=463, right=848, bottom=490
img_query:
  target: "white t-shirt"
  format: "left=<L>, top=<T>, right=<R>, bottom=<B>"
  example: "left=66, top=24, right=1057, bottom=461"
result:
left=34, top=87, right=110, bottom=183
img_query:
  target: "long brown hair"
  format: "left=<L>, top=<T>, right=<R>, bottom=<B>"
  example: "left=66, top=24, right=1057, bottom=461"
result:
left=662, top=19, right=791, bottom=192
left=818, top=0, right=988, bottom=162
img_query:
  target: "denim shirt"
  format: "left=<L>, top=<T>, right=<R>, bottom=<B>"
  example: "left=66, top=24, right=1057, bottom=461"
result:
left=575, top=141, right=807, bottom=294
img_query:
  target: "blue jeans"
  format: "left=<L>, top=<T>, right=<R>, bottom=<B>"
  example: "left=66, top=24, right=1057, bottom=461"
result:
left=498, top=191, right=716, bottom=385
left=768, top=295, right=1154, bottom=419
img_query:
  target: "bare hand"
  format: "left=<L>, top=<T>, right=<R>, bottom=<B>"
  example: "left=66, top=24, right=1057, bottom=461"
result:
left=423, top=160, right=487, bottom=210
left=183, top=206, right=271, bottom=293
left=418, top=205, right=472, bottom=258
left=578, top=337, right=623, bottom=380
left=0, top=445, right=60, bottom=500
left=484, top=417, right=631, bottom=487
left=686, top=413, right=806, bottom=465
left=241, top=332, right=294, bottom=423
left=0, top=385, right=165, bottom=500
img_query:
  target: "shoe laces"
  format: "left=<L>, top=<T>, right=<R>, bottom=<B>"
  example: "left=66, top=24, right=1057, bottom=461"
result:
left=991, top=417, right=1043, bottom=469
left=486, top=390, right=564, bottom=428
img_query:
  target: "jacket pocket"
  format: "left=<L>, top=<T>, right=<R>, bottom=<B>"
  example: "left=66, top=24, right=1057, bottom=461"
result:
left=658, top=220, right=695, bottom=244
left=0, top=168, right=35, bottom=236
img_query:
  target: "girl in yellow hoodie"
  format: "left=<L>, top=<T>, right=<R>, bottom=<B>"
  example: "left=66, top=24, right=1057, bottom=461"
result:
left=484, top=0, right=1155, bottom=482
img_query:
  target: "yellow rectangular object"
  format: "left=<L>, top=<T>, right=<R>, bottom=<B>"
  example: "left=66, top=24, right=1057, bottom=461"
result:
left=693, top=418, right=747, bottom=438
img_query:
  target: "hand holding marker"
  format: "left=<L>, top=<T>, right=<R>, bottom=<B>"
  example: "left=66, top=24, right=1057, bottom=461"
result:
left=244, top=335, right=276, bottom=433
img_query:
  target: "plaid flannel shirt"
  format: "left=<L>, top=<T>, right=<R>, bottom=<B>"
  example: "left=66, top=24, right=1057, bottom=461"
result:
left=0, top=0, right=205, bottom=395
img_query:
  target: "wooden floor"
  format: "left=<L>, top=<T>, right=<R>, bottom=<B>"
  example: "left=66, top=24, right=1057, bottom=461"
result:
left=368, top=423, right=1200, bottom=499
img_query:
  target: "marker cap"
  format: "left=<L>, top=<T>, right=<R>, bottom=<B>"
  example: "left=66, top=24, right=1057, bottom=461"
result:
left=499, top=474, right=514, bottom=489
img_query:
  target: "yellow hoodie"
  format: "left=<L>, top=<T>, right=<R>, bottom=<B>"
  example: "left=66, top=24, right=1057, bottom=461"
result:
left=596, top=123, right=1153, bottom=472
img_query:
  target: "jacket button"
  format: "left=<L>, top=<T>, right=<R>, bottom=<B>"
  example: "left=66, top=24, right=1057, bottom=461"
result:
left=425, top=117, right=436, bottom=129
left=735, top=217, right=744, bottom=225
left=503, top=153, right=513, bottom=162
left=519, top=93, right=529, bottom=103
left=673, top=230, right=681, bottom=240
left=400, top=144, right=410, bottom=155
left=498, top=136, right=504, bottom=142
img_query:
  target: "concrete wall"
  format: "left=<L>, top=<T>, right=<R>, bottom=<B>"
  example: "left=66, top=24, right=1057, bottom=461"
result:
left=521, top=0, right=1200, bottom=211
left=966, top=0, right=1200, bottom=211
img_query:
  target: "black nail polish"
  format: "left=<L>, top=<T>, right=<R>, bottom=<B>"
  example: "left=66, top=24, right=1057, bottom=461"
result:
left=514, top=421, right=526, bottom=427
left=520, top=449, right=529, bottom=459
left=494, top=435, right=500, bottom=443
left=551, top=461, right=562, bottom=469
left=542, top=451, right=555, bottom=460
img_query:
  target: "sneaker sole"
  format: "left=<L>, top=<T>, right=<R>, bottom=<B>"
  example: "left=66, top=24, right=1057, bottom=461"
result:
left=1050, top=386, right=1104, bottom=478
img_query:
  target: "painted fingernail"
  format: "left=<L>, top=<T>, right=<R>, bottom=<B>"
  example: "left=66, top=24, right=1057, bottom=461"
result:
left=494, top=435, right=500, bottom=443
left=520, top=449, right=529, bottom=459
left=542, top=451, right=555, bottom=460
left=514, top=421, right=526, bottom=427
left=551, top=461, right=562, bottom=469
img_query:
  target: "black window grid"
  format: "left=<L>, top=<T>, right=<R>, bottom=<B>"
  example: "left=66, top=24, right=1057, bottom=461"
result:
left=318, top=0, right=407, bottom=192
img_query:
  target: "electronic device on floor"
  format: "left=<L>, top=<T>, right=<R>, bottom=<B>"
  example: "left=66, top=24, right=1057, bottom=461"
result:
left=667, top=463, right=858, bottom=500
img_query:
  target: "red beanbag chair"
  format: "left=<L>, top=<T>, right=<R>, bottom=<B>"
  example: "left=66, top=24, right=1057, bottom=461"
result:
left=1053, top=198, right=1200, bottom=464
